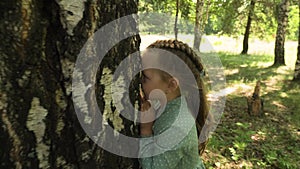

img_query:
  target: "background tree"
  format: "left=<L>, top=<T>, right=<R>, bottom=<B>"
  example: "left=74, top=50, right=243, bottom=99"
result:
left=206, top=0, right=280, bottom=40
left=139, top=0, right=195, bottom=35
left=274, top=0, right=290, bottom=66
left=0, top=0, right=140, bottom=168
left=241, top=0, right=256, bottom=55
left=194, top=0, right=204, bottom=50
left=138, top=0, right=298, bottom=43
left=208, top=0, right=250, bottom=36
left=193, top=0, right=211, bottom=51
left=175, top=0, right=180, bottom=39
left=139, top=0, right=176, bottom=34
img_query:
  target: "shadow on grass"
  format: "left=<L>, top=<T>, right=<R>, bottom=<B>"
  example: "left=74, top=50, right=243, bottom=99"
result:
left=203, top=52, right=300, bottom=169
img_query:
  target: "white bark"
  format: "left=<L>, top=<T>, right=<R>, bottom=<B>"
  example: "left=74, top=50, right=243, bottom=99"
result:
left=56, top=0, right=87, bottom=35
left=27, top=97, right=50, bottom=169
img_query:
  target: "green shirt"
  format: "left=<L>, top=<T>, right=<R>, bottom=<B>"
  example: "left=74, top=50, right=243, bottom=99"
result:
left=139, top=96, right=205, bottom=169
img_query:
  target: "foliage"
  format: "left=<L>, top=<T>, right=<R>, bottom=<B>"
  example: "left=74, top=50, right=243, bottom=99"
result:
left=206, top=0, right=280, bottom=38
left=139, top=0, right=299, bottom=40
left=139, top=12, right=174, bottom=34
left=138, top=0, right=195, bottom=34
left=287, top=5, right=299, bottom=41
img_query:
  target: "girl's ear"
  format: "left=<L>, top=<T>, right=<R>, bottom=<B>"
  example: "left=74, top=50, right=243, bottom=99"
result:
left=168, top=77, right=179, bottom=92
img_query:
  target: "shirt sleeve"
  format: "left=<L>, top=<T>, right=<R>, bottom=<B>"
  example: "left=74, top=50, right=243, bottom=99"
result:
left=139, top=126, right=191, bottom=169
left=140, top=147, right=183, bottom=169
left=139, top=97, right=200, bottom=169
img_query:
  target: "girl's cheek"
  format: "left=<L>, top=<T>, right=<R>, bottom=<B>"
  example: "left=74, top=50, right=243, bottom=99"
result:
left=141, top=83, right=148, bottom=93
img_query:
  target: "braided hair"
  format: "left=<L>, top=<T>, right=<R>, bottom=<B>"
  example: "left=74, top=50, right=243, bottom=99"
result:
left=144, top=39, right=210, bottom=155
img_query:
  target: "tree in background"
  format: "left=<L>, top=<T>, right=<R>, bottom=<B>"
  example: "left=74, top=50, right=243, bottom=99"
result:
left=139, top=0, right=196, bottom=35
left=241, top=0, right=256, bottom=55
left=274, top=0, right=290, bottom=66
left=139, top=0, right=176, bottom=34
left=294, top=1, right=300, bottom=81
left=175, top=0, right=180, bottom=39
left=193, top=0, right=211, bottom=51
left=206, top=0, right=277, bottom=39
left=209, top=0, right=251, bottom=36
left=0, top=0, right=140, bottom=168
left=194, top=0, right=204, bottom=50
left=139, top=0, right=298, bottom=43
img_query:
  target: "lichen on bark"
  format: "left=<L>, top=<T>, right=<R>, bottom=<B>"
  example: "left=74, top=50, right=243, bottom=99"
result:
left=72, top=69, right=92, bottom=124
left=56, top=155, right=72, bottom=169
left=17, top=70, right=31, bottom=87
left=101, top=68, right=124, bottom=132
left=26, top=97, right=49, bottom=169
left=55, top=0, right=86, bottom=35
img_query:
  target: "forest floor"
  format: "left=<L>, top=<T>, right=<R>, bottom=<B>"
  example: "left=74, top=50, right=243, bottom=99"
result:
left=140, top=35, right=300, bottom=168
left=202, top=53, right=300, bottom=169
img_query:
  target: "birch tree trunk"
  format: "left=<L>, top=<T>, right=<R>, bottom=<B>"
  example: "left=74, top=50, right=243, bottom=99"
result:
left=0, top=0, right=140, bottom=168
left=193, top=0, right=205, bottom=51
left=193, top=0, right=210, bottom=51
left=274, top=0, right=289, bottom=66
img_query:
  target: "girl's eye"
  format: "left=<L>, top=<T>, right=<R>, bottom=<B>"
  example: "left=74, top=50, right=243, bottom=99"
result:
left=142, top=76, right=147, bottom=83
left=141, top=73, right=150, bottom=82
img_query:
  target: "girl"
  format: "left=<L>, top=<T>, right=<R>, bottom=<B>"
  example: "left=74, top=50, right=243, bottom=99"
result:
left=139, top=39, right=210, bottom=169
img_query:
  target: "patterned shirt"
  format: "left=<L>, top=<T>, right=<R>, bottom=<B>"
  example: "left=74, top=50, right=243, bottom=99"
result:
left=139, top=96, right=205, bottom=169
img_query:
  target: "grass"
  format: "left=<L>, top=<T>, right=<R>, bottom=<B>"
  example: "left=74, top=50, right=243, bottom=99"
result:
left=202, top=52, right=300, bottom=169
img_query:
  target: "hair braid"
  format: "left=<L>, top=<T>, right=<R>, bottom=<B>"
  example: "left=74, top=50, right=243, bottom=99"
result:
left=147, top=40, right=204, bottom=74
left=147, top=39, right=210, bottom=155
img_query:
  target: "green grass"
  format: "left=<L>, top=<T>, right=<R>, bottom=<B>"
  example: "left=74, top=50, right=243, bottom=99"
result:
left=203, top=52, right=300, bottom=169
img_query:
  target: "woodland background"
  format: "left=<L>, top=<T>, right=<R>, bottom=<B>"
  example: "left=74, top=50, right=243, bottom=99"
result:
left=0, top=0, right=299, bottom=168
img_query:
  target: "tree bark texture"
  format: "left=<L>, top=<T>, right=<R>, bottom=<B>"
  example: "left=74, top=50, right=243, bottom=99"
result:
left=174, top=0, right=179, bottom=40
left=294, top=1, right=300, bottom=81
left=274, top=0, right=289, bottom=66
left=0, top=0, right=140, bottom=169
left=193, top=0, right=210, bottom=51
left=193, top=0, right=205, bottom=51
left=241, top=0, right=256, bottom=55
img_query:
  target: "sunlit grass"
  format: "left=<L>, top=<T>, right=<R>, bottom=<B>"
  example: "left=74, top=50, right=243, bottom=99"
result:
left=203, top=52, right=300, bottom=169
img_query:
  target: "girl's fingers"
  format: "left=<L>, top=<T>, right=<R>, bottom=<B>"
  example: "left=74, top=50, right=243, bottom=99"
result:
left=141, top=103, right=146, bottom=112
left=140, top=107, right=156, bottom=123
left=141, top=101, right=150, bottom=111
left=140, top=89, right=151, bottom=111
left=139, top=89, right=146, bottom=101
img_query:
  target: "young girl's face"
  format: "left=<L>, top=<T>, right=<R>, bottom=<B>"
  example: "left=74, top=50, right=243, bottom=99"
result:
left=141, top=49, right=181, bottom=101
left=141, top=69, right=169, bottom=100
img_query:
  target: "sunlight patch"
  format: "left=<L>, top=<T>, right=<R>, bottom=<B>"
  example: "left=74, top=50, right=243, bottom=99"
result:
left=272, top=101, right=287, bottom=109
left=225, top=69, right=239, bottom=75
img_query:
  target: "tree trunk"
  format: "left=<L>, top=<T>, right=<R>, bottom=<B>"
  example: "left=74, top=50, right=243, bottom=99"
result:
left=193, top=0, right=205, bottom=51
left=0, top=0, right=140, bottom=169
left=294, top=2, right=300, bottom=81
left=274, top=0, right=289, bottom=66
left=174, top=0, right=179, bottom=40
left=193, top=0, right=210, bottom=51
left=241, top=0, right=256, bottom=55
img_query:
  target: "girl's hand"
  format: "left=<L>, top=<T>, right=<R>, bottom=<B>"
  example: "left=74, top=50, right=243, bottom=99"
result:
left=140, top=90, right=155, bottom=136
